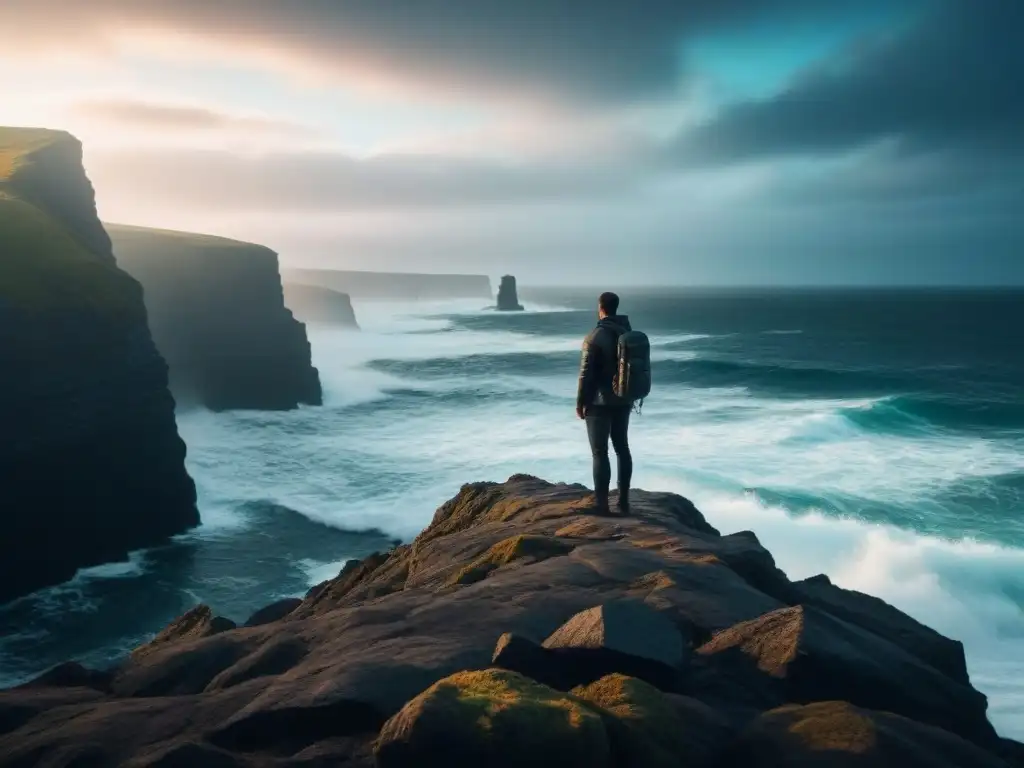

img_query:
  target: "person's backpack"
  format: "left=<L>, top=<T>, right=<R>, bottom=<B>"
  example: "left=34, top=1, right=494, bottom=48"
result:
left=614, top=329, right=652, bottom=411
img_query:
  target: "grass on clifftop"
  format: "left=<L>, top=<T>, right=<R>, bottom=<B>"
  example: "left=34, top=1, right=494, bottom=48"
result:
left=106, top=222, right=274, bottom=257
left=0, top=127, right=139, bottom=317
left=0, top=197, right=139, bottom=316
left=0, top=127, right=68, bottom=183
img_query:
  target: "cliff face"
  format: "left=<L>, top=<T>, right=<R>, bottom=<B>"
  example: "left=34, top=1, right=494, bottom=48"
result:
left=284, top=268, right=492, bottom=301
left=282, top=283, right=359, bottom=328
left=108, top=226, right=322, bottom=412
left=496, top=274, right=524, bottom=311
left=0, top=127, right=198, bottom=605
left=1, top=476, right=1017, bottom=767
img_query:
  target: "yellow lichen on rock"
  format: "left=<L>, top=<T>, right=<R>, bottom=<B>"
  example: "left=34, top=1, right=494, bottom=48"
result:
left=446, top=534, right=572, bottom=586
left=375, top=668, right=611, bottom=768
left=572, top=674, right=690, bottom=768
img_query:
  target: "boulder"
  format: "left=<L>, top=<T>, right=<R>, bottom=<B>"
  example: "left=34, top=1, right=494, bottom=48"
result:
left=793, top=574, right=969, bottom=683
left=374, top=669, right=610, bottom=768
left=724, top=701, right=1009, bottom=768
left=542, top=600, right=687, bottom=691
left=697, top=605, right=997, bottom=745
left=572, top=674, right=733, bottom=768
left=243, top=598, right=302, bottom=627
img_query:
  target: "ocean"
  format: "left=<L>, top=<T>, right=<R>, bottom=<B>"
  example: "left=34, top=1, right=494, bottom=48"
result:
left=1, top=287, right=1022, bottom=737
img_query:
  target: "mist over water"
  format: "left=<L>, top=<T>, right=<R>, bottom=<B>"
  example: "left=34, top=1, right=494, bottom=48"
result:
left=2, top=289, right=1022, bottom=737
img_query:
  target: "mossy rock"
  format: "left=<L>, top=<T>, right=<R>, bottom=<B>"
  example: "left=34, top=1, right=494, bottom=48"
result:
left=725, top=701, right=1007, bottom=768
left=374, top=668, right=611, bottom=768
left=572, top=674, right=685, bottom=768
left=446, top=535, right=573, bottom=586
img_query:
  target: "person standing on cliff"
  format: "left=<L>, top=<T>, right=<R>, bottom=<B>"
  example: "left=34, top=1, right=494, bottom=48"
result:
left=576, top=291, right=635, bottom=516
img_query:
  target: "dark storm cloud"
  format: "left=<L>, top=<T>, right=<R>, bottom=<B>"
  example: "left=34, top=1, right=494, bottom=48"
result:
left=5, top=0, right=890, bottom=103
left=676, top=0, right=1024, bottom=163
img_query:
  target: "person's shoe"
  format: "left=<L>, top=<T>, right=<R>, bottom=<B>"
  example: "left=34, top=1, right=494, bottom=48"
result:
left=592, top=494, right=612, bottom=516
left=616, top=490, right=630, bottom=516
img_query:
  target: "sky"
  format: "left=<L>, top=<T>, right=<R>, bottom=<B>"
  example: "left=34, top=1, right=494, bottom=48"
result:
left=1, top=0, right=1021, bottom=285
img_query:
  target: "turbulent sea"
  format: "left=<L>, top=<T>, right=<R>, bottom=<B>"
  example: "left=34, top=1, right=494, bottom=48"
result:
left=2, top=287, right=1023, bottom=736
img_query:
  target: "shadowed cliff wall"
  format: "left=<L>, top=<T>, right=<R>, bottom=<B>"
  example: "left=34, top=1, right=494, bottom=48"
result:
left=283, top=282, right=359, bottom=328
left=0, top=127, right=198, bottom=604
left=109, top=226, right=322, bottom=412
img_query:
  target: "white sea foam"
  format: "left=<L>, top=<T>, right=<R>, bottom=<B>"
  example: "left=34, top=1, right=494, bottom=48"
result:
left=166, top=303, right=1024, bottom=737
left=298, top=558, right=351, bottom=587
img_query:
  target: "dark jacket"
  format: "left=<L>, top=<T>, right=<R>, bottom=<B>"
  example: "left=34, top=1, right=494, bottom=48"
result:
left=577, top=315, right=631, bottom=409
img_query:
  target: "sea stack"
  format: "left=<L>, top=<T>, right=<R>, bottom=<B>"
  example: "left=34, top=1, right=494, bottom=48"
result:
left=496, top=274, right=524, bottom=311
left=0, top=127, right=198, bottom=604
left=109, top=226, right=323, bottom=412
left=282, top=282, right=359, bottom=328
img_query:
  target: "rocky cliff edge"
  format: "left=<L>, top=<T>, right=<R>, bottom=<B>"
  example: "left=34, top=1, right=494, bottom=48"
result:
left=1, top=475, right=1019, bottom=768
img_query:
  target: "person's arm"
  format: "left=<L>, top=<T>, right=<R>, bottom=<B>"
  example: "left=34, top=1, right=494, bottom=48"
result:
left=576, top=333, right=596, bottom=418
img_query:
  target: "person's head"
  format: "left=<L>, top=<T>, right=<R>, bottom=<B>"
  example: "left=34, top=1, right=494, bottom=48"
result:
left=598, top=291, right=620, bottom=319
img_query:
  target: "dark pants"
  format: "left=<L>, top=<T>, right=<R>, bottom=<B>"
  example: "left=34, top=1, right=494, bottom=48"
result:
left=585, top=405, right=632, bottom=505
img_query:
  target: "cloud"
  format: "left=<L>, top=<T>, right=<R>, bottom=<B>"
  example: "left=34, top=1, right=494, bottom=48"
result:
left=85, top=146, right=648, bottom=213
left=675, top=0, right=1024, bottom=164
left=67, top=99, right=317, bottom=138
left=1, top=0, right=892, bottom=104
